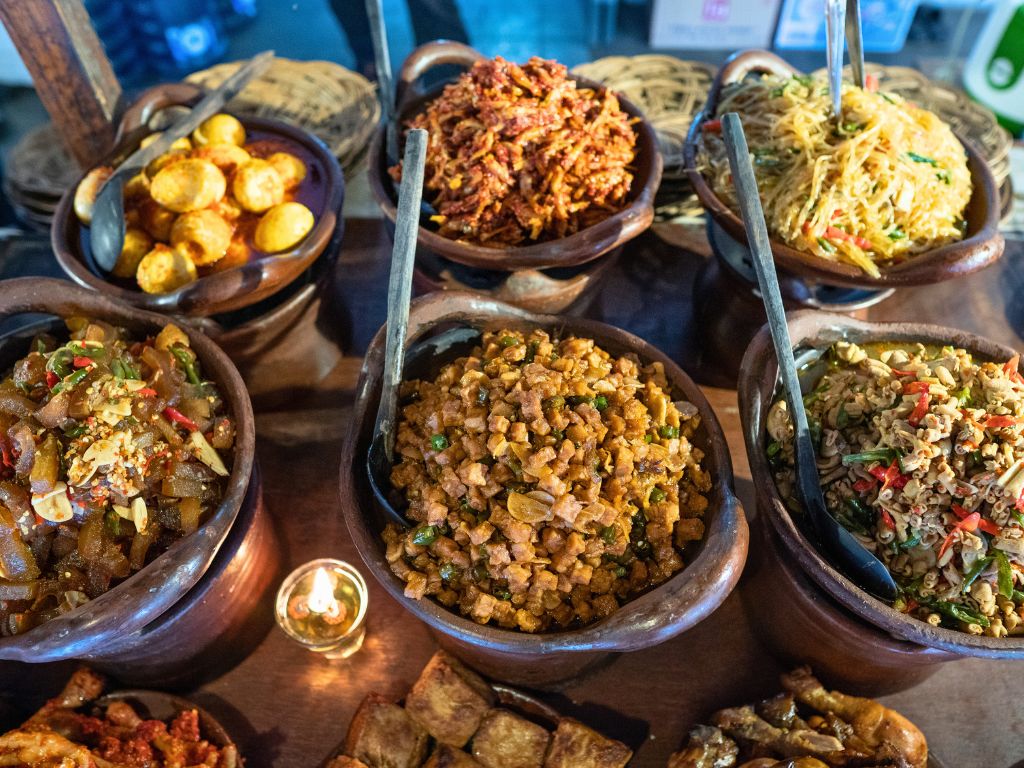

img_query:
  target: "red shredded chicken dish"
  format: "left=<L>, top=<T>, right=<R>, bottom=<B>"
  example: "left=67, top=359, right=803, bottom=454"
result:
left=391, top=56, right=637, bottom=246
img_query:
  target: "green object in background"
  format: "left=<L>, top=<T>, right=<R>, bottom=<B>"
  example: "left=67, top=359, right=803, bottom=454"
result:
left=965, top=1, right=1024, bottom=136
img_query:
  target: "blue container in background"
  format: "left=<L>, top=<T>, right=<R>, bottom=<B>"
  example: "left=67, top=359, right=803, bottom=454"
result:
left=774, top=0, right=920, bottom=52
left=132, top=0, right=228, bottom=77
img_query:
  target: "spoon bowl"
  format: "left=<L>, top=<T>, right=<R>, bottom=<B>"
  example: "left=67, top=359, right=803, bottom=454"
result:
left=720, top=112, right=897, bottom=600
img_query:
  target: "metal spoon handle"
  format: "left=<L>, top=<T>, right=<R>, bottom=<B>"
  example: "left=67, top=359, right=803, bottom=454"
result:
left=366, top=0, right=398, bottom=164
left=378, top=128, right=428, bottom=464
left=720, top=114, right=818, bottom=479
left=826, top=0, right=846, bottom=118
left=846, top=0, right=865, bottom=89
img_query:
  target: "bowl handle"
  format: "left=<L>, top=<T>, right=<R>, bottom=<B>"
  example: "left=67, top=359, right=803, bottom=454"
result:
left=704, top=49, right=798, bottom=116
left=396, top=40, right=484, bottom=115
left=113, top=82, right=207, bottom=148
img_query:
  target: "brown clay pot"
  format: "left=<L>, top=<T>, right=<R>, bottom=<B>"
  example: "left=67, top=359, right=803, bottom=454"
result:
left=684, top=49, right=1004, bottom=289
left=412, top=247, right=620, bottom=316
left=739, top=310, right=1024, bottom=660
left=0, top=278, right=256, bottom=667
left=339, top=292, right=748, bottom=686
left=742, top=512, right=956, bottom=696
left=368, top=41, right=662, bottom=272
left=89, top=465, right=280, bottom=688
left=52, top=82, right=345, bottom=317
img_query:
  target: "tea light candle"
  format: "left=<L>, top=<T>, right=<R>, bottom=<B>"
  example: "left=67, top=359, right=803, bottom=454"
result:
left=275, top=558, right=368, bottom=658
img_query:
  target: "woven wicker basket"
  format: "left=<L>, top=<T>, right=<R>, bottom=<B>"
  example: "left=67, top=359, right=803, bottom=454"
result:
left=186, top=57, right=380, bottom=178
left=573, top=55, right=715, bottom=182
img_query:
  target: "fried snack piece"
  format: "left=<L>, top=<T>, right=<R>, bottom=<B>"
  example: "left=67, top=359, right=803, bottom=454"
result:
left=471, top=709, right=550, bottom=768
left=232, top=159, right=284, bottom=213
left=425, top=744, right=484, bottom=767
left=171, top=209, right=233, bottom=266
left=145, top=149, right=190, bottom=180
left=254, top=201, right=314, bottom=253
left=136, top=244, right=198, bottom=293
left=137, top=199, right=176, bottom=241
left=150, top=158, right=226, bottom=213
left=326, top=757, right=371, bottom=768
left=140, top=132, right=192, bottom=152
left=0, top=729, right=103, bottom=768
left=781, top=669, right=927, bottom=768
left=344, top=694, right=429, bottom=768
left=193, top=113, right=246, bottom=147
left=667, top=725, right=739, bottom=768
left=543, top=719, right=632, bottom=768
left=73, top=166, right=112, bottom=225
left=124, top=172, right=151, bottom=202
left=193, top=144, right=252, bottom=176
left=405, top=651, right=494, bottom=748
left=267, top=151, right=307, bottom=190
left=111, top=227, right=153, bottom=279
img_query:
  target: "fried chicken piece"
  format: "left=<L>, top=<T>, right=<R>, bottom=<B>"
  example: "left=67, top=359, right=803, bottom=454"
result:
left=756, top=694, right=810, bottom=732
left=667, top=725, right=739, bottom=768
left=780, top=669, right=927, bottom=768
left=711, top=706, right=844, bottom=758
left=0, top=728, right=113, bottom=767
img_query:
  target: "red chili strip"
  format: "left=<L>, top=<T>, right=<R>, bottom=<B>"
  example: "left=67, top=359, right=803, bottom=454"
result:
left=702, top=119, right=722, bottom=133
left=825, top=225, right=873, bottom=251
left=879, top=508, right=896, bottom=530
left=908, top=391, right=929, bottom=427
left=984, top=415, right=1022, bottom=429
left=852, top=478, right=876, bottom=493
left=163, top=407, right=199, bottom=432
left=72, top=356, right=92, bottom=368
left=45, top=371, right=58, bottom=389
left=138, top=388, right=158, bottom=397
left=865, top=73, right=879, bottom=92
left=903, top=380, right=930, bottom=394
left=939, top=512, right=980, bottom=558
left=890, top=368, right=916, bottom=377
left=1004, top=354, right=1024, bottom=384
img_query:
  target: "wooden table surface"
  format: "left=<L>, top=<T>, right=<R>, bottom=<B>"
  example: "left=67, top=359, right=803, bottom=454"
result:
left=2, top=217, right=1023, bottom=766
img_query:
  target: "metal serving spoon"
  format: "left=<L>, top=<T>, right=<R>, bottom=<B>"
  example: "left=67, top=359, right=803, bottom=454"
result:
left=90, top=51, right=273, bottom=273
left=825, top=0, right=846, bottom=119
left=846, top=0, right=865, bottom=89
left=721, top=112, right=898, bottom=600
left=366, top=0, right=399, bottom=166
left=365, top=128, right=428, bottom=527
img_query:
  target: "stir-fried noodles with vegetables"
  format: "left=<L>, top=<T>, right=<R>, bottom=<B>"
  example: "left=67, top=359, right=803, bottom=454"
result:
left=698, top=74, right=972, bottom=277
left=0, top=318, right=235, bottom=636
left=768, top=341, right=1024, bottom=636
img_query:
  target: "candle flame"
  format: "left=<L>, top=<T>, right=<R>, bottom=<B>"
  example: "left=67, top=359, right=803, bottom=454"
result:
left=307, top=567, right=337, bottom=614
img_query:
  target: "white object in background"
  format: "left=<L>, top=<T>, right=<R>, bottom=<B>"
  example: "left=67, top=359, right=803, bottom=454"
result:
left=964, top=1, right=1024, bottom=136
left=649, top=0, right=782, bottom=50
left=0, top=26, right=32, bottom=86
left=1002, top=143, right=1024, bottom=238
left=775, top=0, right=918, bottom=52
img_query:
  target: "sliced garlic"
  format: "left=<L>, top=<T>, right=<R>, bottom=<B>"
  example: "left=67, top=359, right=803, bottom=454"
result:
left=187, top=430, right=229, bottom=476
left=131, top=496, right=148, bottom=533
left=31, top=482, right=73, bottom=523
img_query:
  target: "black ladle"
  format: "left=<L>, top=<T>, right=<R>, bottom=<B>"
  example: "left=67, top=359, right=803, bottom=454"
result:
left=365, top=128, right=428, bottom=528
left=721, top=112, right=898, bottom=601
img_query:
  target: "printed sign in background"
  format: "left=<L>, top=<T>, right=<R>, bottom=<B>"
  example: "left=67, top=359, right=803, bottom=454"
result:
left=650, top=0, right=783, bottom=50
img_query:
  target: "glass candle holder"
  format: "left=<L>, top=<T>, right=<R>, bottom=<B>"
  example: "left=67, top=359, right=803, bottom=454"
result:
left=275, top=558, right=368, bottom=659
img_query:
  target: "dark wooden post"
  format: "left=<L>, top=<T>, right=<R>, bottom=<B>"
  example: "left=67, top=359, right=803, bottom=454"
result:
left=0, top=0, right=122, bottom=169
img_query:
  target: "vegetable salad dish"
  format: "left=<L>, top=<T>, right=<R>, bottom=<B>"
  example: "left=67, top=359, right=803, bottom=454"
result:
left=384, top=329, right=710, bottom=633
left=74, top=112, right=318, bottom=294
left=392, top=56, right=637, bottom=247
left=768, top=340, right=1024, bottom=636
left=698, top=74, right=971, bottom=277
left=0, top=318, right=235, bottom=636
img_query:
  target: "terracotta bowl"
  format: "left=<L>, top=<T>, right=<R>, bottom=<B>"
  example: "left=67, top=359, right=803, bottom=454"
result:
left=368, top=41, right=663, bottom=272
left=683, top=49, right=1004, bottom=289
left=52, top=82, right=345, bottom=317
left=339, top=292, right=748, bottom=686
left=0, top=277, right=255, bottom=664
left=739, top=310, right=1024, bottom=659
left=742, top=511, right=956, bottom=696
